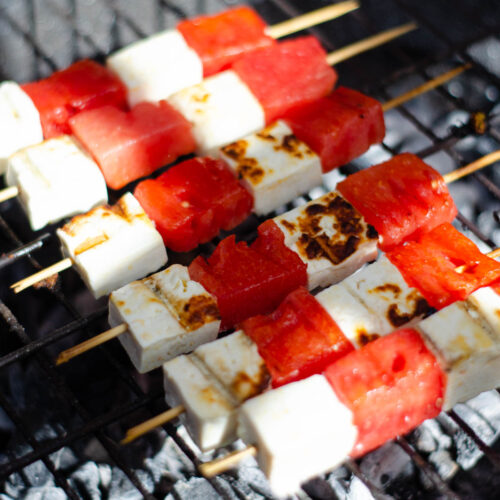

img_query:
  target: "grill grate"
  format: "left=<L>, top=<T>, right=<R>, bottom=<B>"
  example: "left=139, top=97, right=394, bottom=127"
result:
left=0, top=0, right=500, bottom=498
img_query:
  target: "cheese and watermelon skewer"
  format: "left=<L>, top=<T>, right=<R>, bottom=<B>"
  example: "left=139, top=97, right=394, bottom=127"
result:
left=0, top=63, right=468, bottom=241
left=70, top=25, right=412, bottom=190
left=52, top=151, right=498, bottom=370
left=199, top=277, right=500, bottom=496
left=0, top=59, right=127, bottom=172
left=106, top=2, right=360, bottom=106
left=119, top=224, right=499, bottom=450
left=0, top=3, right=358, bottom=169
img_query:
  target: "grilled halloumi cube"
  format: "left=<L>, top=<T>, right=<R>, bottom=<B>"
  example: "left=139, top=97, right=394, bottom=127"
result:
left=168, top=70, right=265, bottom=154
left=343, top=255, right=432, bottom=331
left=218, top=121, right=322, bottom=215
left=316, top=282, right=392, bottom=349
left=237, top=374, right=357, bottom=497
left=163, top=330, right=269, bottom=451
left=109, top=264, right=220, bottom=373
left=273, top=191, right=378, bottom=290
left=419, top=288, right=500, bottom=410
left=57, top=193, right=167, bottom=298
left=106, top=30, right=203, bottom=106
left=6, top=136, right=107, bottom=230
left=163, top=355, right=236, bottom=451
left=0, top=82, right=43, bottom=173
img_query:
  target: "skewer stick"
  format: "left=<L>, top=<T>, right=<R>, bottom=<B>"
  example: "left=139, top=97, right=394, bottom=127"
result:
left=199, top=246, right=500, bottom=477
left=120, top=405, right=186, bottom=445
left=55, top=323, right=128, bottom=365
left=267, top=1, right=359, bottom=39
left=382, top=63, right=472, bottom=112
left=326, top=22, right=417, bottom=66
left=10, top=257, right=72, bottom=294
left=443, top=150, right=500, bottom=184
left=0, top=186, right=19, bottom=203
left=199, top=445, right=258, bottom=477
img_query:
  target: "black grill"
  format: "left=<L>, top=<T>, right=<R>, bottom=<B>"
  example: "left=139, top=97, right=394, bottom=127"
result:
left=0, top=1, right=499, bottom=498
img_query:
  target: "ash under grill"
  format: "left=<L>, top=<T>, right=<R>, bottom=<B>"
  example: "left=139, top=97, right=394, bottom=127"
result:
left=0, top=0, right=500, bottom=498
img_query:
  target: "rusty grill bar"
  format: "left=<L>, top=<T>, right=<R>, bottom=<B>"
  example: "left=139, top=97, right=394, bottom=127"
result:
left=0, top=0, right=499, bottom=498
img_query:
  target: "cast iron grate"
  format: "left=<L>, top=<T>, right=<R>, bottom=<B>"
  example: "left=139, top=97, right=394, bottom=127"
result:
left=0, top=1, right=499, bottom=498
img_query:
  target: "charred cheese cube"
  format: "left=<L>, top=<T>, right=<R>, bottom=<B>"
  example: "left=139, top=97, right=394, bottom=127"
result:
left=419, top=289, right=500, bottom=410
left=237, top=375, right=357, bottom=497
left=106, top=30, right=203, bottom=106
left=109, top=264, right=220, bottom=373
left=0, top=82, right=43, bottom=173
left=168, top=70, right=265, bottom=154
left=6, top=136, right=107, bottom=230
left=163, top=330, right=269, bottom=451
left=316, top=282, right=391, bottom=349
left=218, top=121, right=322, bottom=215
left=343, top=255, right=432, bottom=331
left=273, top=191, right=378, bottom=290
left=57, top=193, right=167, bottom=298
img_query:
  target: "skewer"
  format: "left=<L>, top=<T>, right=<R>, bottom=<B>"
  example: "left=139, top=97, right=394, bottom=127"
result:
left=266, top=1, right=360, bottom=39
left=10, top=257, right=72, bottom=293
left=120, top=405, right=186, bottom=445
left=0, top=186, right=19, bottom=203
left=326, top=22, right=417, bottom=66
left=197, top=244, right=500, bottom=478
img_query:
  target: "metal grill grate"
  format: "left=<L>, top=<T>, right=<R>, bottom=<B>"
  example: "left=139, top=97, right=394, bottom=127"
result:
left=0, top=1, right=499, bottom=498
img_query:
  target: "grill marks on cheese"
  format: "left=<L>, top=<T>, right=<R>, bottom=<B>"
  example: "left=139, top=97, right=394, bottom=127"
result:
left=277, top=192, right=377, bottom=265
left=220, top=123, right=316, bottom=186
left=145, top=273, right=219, bottom=332
left=368, top=281, right=432, bottom=328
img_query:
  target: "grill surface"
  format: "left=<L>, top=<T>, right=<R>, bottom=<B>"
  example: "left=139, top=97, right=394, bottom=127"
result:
left=0, top=1, right=500, bottom=499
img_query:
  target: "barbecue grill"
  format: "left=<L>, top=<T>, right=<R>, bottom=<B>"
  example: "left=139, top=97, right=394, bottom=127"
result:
left=0, top=0, right=500, bottom=498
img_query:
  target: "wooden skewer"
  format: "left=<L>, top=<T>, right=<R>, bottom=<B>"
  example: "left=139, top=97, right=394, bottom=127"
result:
left=198, top=242, right=500, bottom=476
left=443, top=150, right=500, bottom=184
left=10, top=257, right=72, bottom=294
left=0, top=185, right=19, bottom=204
left=55, top=323, right=128, bottom=365
left=120, top=405, right=186, bottom=445
left=267, top=1, right=359, bottom=39
left=199, top=445, right=258, bottom=477
left=382, top=63, right=472, bottom=112
left=326, top=22, right=418, bottom=66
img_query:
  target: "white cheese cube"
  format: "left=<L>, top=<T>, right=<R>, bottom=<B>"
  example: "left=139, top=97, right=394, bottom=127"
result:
left=168, top=70, right=265, bottom=155
left=106, top=30, right=203, bottom=106
left=0, top=82, right=43, bottom=173
left=273, top=191, right=378, bottom=290
left=316, top=283, right=392, bottom=349
left=163, top=355, right=237, bottom=452
left=57, top=193, right=167, bottom=298
left=218, top=121, right=322, bottom=215
left=109, top=264, right=220, bottom=373
left=238, top=375, right=357, bottom=497
left=418, top=299, right=500, bottom=410
left=467, top=286, right=500, bottom=335
left=194, top=330, right=269, bottom=404
left=5, top=136, right=108, bottom=231
left=343, top=255, right=432, bottom=332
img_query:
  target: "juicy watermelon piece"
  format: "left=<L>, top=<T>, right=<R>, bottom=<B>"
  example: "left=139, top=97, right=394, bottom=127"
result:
left=232, top=36, right=337, bottom=123
left=324, top=328, right=445, bottom=457
left=22, top=59, right=127, bottom=138
left=134, top=157, right=253, bottom=251
left=189, top=221, right=307, bottom=329
left=337, top=153, right=457, bottom=250
left=387, top=223, right=500, bottom=310
left=69, top=101, right=195, bottom=189
left=243, top=286, right=354, bottom=388
left=177, top=6, right=275, bottom=77
left=283, top=87, right=385, bottom=172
